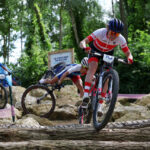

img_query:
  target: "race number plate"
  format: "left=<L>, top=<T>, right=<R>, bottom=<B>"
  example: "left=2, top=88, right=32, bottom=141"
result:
left=103, top=54, right=115, bottom=63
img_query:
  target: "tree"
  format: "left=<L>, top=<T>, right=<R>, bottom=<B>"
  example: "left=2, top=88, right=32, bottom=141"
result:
left=0, top=0, right=19, bottom=63
left=119, top=0, right=128, bottom=40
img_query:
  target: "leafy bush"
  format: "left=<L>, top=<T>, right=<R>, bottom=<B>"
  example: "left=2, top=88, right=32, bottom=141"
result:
left=116, top=29, right=150, bottom=94
left=11, top=46, right=48, bottom=88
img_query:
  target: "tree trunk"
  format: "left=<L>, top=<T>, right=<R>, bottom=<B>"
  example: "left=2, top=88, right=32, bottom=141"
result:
left=0, top=125, right=150, bottom=142
left=0, top=122, right=150, bottom=149
left=33, top=3, right=51, bottom=50
left=119, top=0, right=128, bottom=41
left=0, top=140, right=149, bottom=150
left=7, top=28, right=10, bottom=64
left=59, top=0, right=63, bottom=50
left=112, top=0, right=115, bottom=18
left=2, top=35, right=7, bottom=64
left=67, top=1, right=80, bottom=46
left=20, top=1, right=23, bottom=54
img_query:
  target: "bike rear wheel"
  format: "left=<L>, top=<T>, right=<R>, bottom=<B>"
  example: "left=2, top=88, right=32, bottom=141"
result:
left=93, top=69, right=119, bottom=131
left=78, top=87, right=97, bottom=124
left=21, top=84, right=56, bottom=118
left=0, top=84, right=8, bottom=109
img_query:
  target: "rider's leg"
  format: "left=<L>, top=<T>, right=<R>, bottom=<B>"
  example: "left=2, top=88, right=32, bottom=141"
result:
left=82, top=61, right=98, bottom=107
left=72, top=76, right=84, bottom=98
left=40, top=69, right=67, bottom=84
left=99, top=79, right=109, bottom=102
left=98, top=75, right=109, bottom=115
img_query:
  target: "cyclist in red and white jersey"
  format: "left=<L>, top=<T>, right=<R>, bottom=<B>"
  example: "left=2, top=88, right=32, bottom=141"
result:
left=79, top=18, right=133, bottom=107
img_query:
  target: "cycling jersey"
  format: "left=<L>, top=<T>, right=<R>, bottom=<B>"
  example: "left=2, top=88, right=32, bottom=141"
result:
left=87, top=28, right=129, bottom=53
left=56, top=64, right=82, bottom=83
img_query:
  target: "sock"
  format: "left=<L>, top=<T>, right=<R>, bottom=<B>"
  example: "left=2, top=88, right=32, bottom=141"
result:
left=83, top=82, right=91, bottom=98
left=99, top=92, right=106, bottom=104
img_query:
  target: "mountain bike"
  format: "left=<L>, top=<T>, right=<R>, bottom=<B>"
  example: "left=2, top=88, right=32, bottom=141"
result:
left=0, top=70, right=15, bottom=122
left=21, top=62, right=66, bottom=118
left=79, top=52, right=128, bottom=131
left=0, top=74, right=8, bottom=109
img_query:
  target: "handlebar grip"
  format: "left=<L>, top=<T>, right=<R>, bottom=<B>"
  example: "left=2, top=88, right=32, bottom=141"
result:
left=117, top=58, right=128, bottom=64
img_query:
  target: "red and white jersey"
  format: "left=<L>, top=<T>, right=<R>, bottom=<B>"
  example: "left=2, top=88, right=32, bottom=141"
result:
left=87, top=28, right=129, bottom=53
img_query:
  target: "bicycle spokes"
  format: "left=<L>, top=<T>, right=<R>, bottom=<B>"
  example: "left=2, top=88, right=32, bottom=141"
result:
left=23, top=87, right=54, bottom=116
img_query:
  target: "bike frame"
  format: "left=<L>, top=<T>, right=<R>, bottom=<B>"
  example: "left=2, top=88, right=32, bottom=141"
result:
left=89, top=60, right=113, bottom=100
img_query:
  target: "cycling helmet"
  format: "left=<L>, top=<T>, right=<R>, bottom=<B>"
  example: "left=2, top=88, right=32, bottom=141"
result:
left=108, top=18, right=124, bottom=33
left=81, top=57, right=88, bottom=68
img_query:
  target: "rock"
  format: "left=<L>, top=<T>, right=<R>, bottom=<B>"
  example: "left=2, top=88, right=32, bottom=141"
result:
left=0, top=104, right=22, bottom=123
left=22, top=114, right=53, bottom=126
left=113, top=103, right=150, bottom=121
left=135, top=94, right=150, bottom=106
left=16, top=117, right=40, bottom=127
left=54, top=85, right=81, bottom=107
left=49, top=105, right=77, bottom=120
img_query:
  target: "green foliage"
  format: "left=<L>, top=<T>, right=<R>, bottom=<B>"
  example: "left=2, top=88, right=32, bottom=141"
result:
left=1, top=0, right=150, bottom=94
left=116, top=29, right=150, bottom=94
left=12, top=45, right=48, bottom=87
left=33, top=3, right=52, bottom=51
left=127, top=0, right=148, bottom=32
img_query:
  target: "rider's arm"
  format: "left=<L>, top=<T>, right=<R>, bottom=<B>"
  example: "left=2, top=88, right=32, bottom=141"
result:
left=74, top=78, right=84, bottom=98
left=80, top=33, right=96, bottom=49
left=0, top=63, right=11, bottom=73
left=122, top=46, right=133, bottom=64
left=80, top=29, right=102, bottom=49
left=124, top=49, right=133, bottom=64
left=120, top=37, right=133, bottom=64
left=79, top=37, right=90, bottom=49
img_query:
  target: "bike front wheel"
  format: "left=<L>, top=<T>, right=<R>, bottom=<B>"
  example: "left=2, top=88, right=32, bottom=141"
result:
left=93, top=69, right=119, bottom=131
left=21, top=84, right=56, bottom=118
left=0, top=84, right=8, bottom=109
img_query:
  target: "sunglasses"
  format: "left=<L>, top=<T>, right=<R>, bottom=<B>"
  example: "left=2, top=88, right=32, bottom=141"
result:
left=109, top=30, right=120, bottom=37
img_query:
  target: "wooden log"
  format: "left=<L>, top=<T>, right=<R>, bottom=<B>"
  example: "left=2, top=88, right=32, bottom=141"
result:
left=0, top=140, right=150, bottom=150
left=0, top=125, right=150, bottom=142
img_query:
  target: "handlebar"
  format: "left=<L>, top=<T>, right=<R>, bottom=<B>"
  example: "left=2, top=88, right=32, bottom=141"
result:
left=46, top=83, right=65, bottom=91
left=1, top=65, right=12, bottom=75
left=90, top=51, right=128, bottom=64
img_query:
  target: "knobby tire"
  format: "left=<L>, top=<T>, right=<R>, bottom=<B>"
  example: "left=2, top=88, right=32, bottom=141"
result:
left=93, top=69, right=119, bottom=131
left=0, top=84, right=8, bottom=109
left=21, top=84, right=56, bottom=118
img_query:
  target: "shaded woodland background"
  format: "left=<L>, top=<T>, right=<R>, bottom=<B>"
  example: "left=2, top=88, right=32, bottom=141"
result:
left=0, top=0, right=150, bottom=93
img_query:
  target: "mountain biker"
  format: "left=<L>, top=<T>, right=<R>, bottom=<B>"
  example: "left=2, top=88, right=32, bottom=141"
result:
left=39, top=57, right=89, bottom=98
left=79, top=18, right=133, bottom=109
left=0, top=63, right=12, bottom=87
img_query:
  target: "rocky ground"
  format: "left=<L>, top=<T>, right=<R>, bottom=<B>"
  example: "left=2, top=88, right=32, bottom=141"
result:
left=0, top=84, right=150, bottom=126
left=0, top=85, right=150, bottom=149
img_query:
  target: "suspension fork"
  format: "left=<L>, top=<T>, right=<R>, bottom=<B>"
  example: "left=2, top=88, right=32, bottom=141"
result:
left=107, top=74, right=113, bottom=97
left=98, top=71, right=105, bottom=95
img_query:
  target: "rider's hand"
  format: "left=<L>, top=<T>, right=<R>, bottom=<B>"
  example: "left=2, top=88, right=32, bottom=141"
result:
left=127, top=55, right=133, bottom=64
left=83, top=47, right=91, bottom=53
left=128, top=58, right=133, bottom=64
left=8, top=72, right=11, bottom=75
